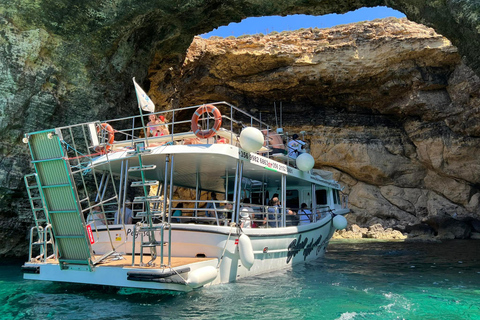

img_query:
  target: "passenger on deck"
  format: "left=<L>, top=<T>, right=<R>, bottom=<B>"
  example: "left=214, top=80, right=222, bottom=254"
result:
left=286, top=209, right=299, bottom=227
left=172, top=203, right=184, bottom=223
left=216, top=135, right=229, bottom=144
left=264, top=197, right=281, bottom=228
left=298, top=203, right=312, bottom=225
left=87, top=202, right=107, bottom=226
left=287, top=134, right=306, bottom=159
left=262, top=130, right=286, bottom=155
left=205, top=192, right=218, bottom=218
left=147, top=114, right=169, bottom=137
left=219, top=202, right=233, bottom=221
left=114, top=200, right=134, bottom=224
left=240, top=207, right=252, bottom=228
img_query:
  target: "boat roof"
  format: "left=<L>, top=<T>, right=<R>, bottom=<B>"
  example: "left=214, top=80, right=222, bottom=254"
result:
left=25, top=101, right=343, bottom=193
left=91, top=144, right=342, bottom=193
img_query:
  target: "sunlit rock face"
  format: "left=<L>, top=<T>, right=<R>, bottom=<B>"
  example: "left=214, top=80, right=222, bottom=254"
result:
left=1, top=1, right=480, bottom=256
left=151, top=18, right=480, bottom=233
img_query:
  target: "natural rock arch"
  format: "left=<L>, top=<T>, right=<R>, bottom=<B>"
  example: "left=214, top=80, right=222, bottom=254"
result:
left=1, top=1, right=480, bottom=255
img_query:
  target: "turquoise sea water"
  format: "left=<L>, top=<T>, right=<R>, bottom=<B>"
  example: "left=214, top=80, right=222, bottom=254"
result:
left=2, top=240, right=480, bottom=320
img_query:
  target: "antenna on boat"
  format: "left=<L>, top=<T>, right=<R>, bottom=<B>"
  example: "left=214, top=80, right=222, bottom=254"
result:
left=280, top=101, right=283, bottom=130
left=274, top=101, right=278, bottom=129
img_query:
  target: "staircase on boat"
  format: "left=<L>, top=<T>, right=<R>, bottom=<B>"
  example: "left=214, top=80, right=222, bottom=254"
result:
left=130, top=142, right=172, bottom=267
left=26, top=129, right=116, bottom=270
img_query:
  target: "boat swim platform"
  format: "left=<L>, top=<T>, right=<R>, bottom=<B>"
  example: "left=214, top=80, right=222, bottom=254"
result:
left=96, top=255, right=217, bottom=269
left=39, top=255, right=217, bottom=269
left=24, top=255, right=220, bottom=291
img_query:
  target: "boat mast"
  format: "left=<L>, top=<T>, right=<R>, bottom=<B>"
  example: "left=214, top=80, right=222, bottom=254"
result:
left=281, top=174, right=287, bottom=228
left=232, top=160, right=244, bottom=225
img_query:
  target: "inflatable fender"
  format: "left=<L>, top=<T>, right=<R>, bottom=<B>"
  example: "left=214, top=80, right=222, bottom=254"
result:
left=333, top=215, right=348, bottom=230
left=238, top=234, right=255, bottom=270
left=187, top=266, right=218, bottom=288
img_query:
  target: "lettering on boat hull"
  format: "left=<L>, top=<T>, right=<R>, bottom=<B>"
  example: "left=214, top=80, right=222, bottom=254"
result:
left=286, top=234, right=326, bottom=264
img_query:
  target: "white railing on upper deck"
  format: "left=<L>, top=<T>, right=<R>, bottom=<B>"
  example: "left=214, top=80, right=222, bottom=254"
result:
left=97, top=101, right=273, bottom=153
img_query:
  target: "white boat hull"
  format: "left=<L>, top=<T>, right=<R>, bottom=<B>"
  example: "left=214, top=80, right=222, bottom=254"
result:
left=24, top=217, right=335, bottom=292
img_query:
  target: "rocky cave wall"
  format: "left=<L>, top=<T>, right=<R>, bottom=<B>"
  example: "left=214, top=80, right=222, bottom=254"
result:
left=1, top=1, right=480, bottom=256
left=154, top=19, right=480, bottom=239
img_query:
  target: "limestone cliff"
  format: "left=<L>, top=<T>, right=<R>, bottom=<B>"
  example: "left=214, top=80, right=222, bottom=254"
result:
left=151, top=18, right=480, bottom=236
left=2, top=0, right=480, bottom=257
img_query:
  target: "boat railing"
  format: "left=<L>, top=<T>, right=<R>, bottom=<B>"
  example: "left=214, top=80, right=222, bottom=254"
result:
left=25, top=101, right=271, bottom=172
left=96, top=101, right=271, bottom=154
left=237, top=203, right=336, bottom=228
left=237, top=204, right=284, bottom=228
left=316, top=205, right=334, bottom=219
left=112, top=199, right=336, bottom=228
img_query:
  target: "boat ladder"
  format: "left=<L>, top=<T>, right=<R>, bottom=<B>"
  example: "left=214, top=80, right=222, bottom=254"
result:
left=129, top=142, right=172, bottom=267
left=24, top=173, right=56, bottom=262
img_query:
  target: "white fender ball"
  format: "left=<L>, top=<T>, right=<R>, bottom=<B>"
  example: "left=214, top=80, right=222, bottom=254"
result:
left=187, top=266, right=218, bottom=288
left=333, top=215, right=348, bottom=230
left=239, top=127, right=264, bottom=153
left=296, top=152, right=315, bottom=171
left=238, top=234, right=254, bottom=270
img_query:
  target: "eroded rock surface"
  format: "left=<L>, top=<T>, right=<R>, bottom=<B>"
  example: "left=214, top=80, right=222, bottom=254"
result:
left=156, top=19, right=480, bottom=237
left=333, top=224, right=407, bottom=240
left=2, top=1, right=480, bottom=256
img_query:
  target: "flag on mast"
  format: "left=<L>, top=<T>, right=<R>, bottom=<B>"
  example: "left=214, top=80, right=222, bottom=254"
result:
left=133, top=77, right=155, bottom=113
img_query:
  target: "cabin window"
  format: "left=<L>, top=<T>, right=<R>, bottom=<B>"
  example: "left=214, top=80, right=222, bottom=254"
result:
left=333, top=189, right=340, bottom=204
left=251, top=191, right=263, bottom=205
left=285, top=189, right=299, bottom=209
left=316, top=189, right=327, bottom=205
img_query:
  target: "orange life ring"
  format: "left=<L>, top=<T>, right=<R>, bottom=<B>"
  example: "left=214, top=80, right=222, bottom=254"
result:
left=95, top=123, right=115, bottom=153
left=191, top=104, right=222, bottom=139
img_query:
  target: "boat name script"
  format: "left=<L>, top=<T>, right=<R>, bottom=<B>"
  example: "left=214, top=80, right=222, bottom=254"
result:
left=239, top=150, right=288, bottom=174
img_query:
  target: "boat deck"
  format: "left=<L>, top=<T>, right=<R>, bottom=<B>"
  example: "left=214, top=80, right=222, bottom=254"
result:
left=43, top=256, right=217, bottom=269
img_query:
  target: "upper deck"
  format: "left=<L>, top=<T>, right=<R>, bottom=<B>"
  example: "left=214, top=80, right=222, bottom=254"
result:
left=25, top=101, right=341, bottom=193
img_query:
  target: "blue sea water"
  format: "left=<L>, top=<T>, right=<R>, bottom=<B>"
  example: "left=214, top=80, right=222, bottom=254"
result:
left=2, top=240, right=480, bottom=320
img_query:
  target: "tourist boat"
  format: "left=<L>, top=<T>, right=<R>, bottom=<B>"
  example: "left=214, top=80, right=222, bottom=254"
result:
left=21, top=100, right=349, bottom=292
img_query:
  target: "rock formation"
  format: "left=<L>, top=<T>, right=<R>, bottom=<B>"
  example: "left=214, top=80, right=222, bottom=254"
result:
left=1, top=1, right=480, bottom=256
left=333, top=224, right=407, bottom=240
left=154, top=19, right=480, bottom=238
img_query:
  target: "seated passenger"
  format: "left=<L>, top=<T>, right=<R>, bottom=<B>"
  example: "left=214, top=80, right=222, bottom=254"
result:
left=240, top=208, right=252, bottom=228
left=264, top=197, right=281, bottom=228
left=172, top=203, right=184, bottom=223
left=216, top=135, right=229, bottom=144
left=262, top=130, right=286, bottom=155
left=114, top=200, right=134, bottom=224
left=147, top=114, right=169, bottom=137
left=286, top=209, right=299, bottom=227
left=287, top=134, right=305, bottom=159
left=298, top=203, right=312, bottom=225
left=205, top=192, right=218, bottom=217
left=184, top=137, right=201, bottom=145
left=219, top=202, right=233, bottom=221
left=87, top=202, right=107, bottom=226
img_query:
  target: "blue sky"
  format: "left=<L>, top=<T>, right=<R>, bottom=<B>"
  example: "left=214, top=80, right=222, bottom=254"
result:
left=202, top=6, right=405, bottom=38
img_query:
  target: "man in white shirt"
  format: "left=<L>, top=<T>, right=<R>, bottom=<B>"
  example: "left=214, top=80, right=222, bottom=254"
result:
left=287, top=134, right=305, bottom=159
